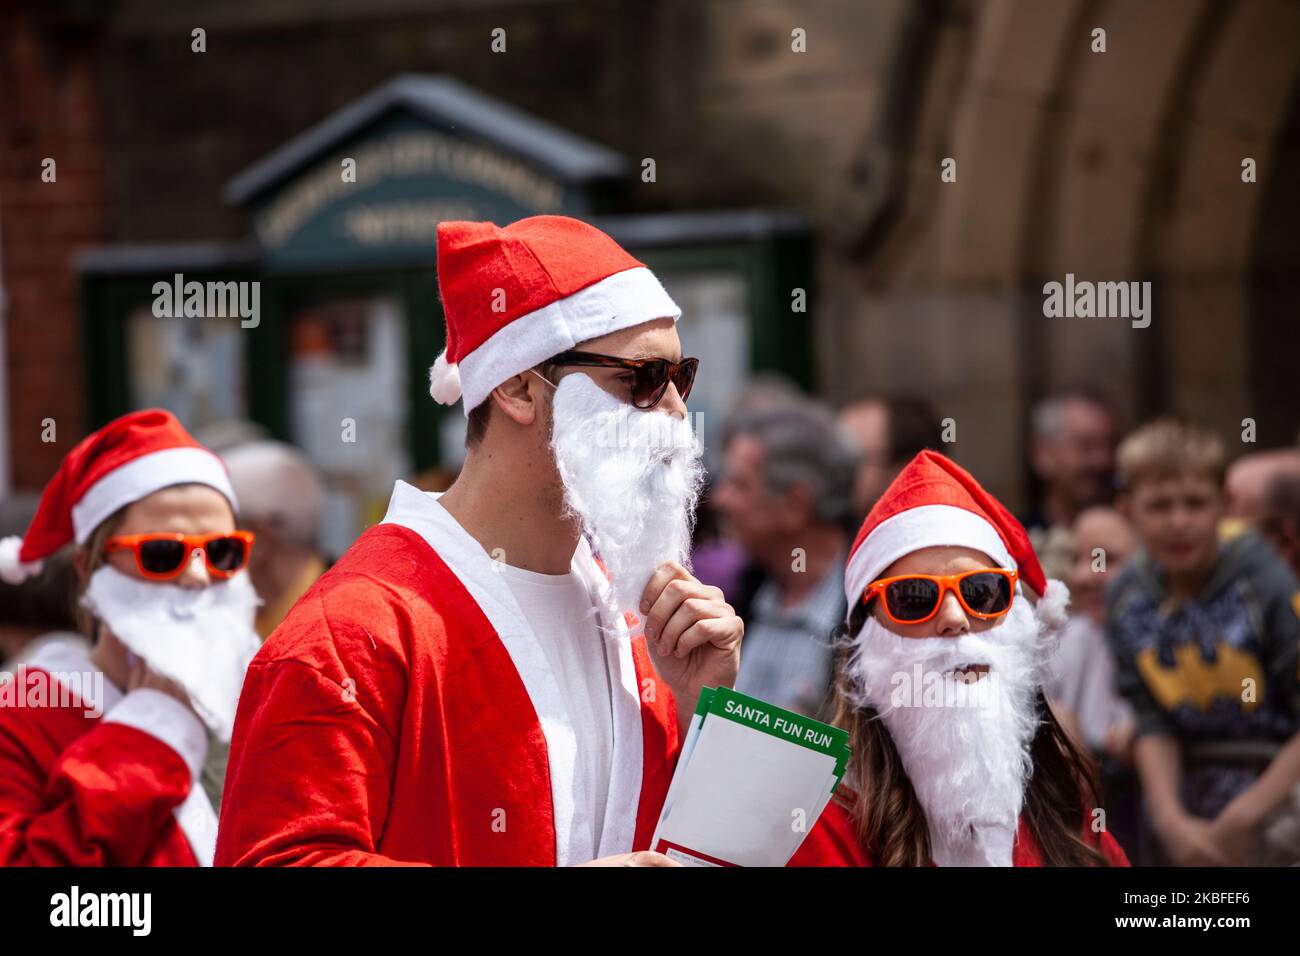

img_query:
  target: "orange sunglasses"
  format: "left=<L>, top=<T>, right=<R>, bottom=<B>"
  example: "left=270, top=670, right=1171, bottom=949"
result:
left=864, top=568, right=1018, bottom=625
left=105, top=531, right=255, bottom=581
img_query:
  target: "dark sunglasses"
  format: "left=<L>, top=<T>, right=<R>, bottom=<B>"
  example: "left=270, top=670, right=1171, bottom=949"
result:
left=548, top=350, right=699, bottom=409
left=864, top=568, right=1018, bottom=625
left=105, top=531, right=255, bottom=581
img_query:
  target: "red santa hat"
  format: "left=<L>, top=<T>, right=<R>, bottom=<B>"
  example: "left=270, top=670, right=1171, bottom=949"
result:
left=0, top=409, right=237, bottom=584
left=844, top=450, right=1069, bottom=629
left=428, top=215, right=681, bottom=414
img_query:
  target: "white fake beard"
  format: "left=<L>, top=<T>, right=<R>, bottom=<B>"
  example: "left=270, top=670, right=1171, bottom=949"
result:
left=842, top=596, right=1054, bottom=865
left=550, top=372, right=705, bottom=620
left=82, top=565, right=262, bottom=742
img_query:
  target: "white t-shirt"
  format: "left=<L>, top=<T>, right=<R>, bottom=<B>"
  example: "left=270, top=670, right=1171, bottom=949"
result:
left=497, top=560, right=615, bottom=859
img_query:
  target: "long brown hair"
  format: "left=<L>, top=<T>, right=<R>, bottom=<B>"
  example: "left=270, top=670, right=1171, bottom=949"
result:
left=827, top=600, right=1113, bottom=866
left=74, top=506, right=129, bottom=639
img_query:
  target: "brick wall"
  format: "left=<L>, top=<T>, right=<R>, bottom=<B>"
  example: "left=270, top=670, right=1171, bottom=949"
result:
left=0, top=1, right=107, bottom=490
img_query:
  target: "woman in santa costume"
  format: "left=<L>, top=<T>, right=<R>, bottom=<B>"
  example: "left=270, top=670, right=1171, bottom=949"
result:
left=790, top=450, right=1129, bottom=866
left=216, top=215, right=741, bottom=867
left=0, top=409, right=261, bottom=866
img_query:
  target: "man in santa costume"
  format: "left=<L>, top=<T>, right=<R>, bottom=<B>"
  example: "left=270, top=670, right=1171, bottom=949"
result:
left=789, top=450, right=1129, bottom=866
left=215, top=215, right=743, bottom=867
left=0, top=410, right=262, bottom=865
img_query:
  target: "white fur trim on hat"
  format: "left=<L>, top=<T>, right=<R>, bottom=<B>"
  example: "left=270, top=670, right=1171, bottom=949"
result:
left=450, top=266, right=680, bottom=414
left=428, top=349, right=462, bottom=405
left=0, top=535, right=44, bottom=585
left=843, top=504, right=1014, bottom=609
left=70, top=447, right=238, bottom=544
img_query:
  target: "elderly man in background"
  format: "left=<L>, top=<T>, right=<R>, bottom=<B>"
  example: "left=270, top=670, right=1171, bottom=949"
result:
left=1022, top=390, right=1117, bottom=581
left=713, top=401, right=859, bottom=718
left=1260, top=470, right=1300, bottom=581
left=219, top=441, right=329, bottom=639
left=1224, top=448, right=1300, bottom=528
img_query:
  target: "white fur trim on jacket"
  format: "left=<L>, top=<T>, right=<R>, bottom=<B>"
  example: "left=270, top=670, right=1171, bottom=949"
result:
left=27, top=644, right=217, bottom=865
left=103, top=688, right=209, bottom=780
left=380, top=479, right=646, bottom=865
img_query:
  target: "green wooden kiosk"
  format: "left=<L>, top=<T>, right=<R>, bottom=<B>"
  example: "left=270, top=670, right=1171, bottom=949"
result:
left=77, top=75, right=813, bottom=554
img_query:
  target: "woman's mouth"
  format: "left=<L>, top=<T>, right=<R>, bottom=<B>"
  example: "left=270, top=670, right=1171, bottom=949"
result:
left=949, top=664, right=990, bottom=683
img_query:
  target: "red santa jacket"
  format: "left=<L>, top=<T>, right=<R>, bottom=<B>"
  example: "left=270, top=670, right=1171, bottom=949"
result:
left=215, top=480, right=680, bottom=867
left=0, top=640, right=216, bottom=866
left=789, top=794, right=1130, bottom=866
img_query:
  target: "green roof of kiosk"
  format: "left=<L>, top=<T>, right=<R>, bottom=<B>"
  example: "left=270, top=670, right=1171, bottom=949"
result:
left=224, top=73, right=627, bottom=206
left=222, top=74, right=629, bottom=268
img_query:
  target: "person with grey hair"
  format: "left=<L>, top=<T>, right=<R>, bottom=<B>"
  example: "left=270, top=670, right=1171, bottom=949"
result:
left=1024, top=389, right=1117, bottom=533
left=219, top=440, right=328, bottom=639
left=1022, top=389, right=1117, bottom=582
left=713, top=400, right=859, bottom=718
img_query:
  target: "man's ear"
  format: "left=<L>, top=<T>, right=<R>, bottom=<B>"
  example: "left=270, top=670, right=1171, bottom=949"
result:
left=488, top=371, right=545, bottom=428
left=73, top=547, right=89, bottom=585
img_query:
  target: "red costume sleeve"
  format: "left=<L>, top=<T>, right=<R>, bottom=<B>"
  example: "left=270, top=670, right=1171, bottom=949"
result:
left=0, top=678, right=197, bottom=866
left=215, top=578, right=426, bottom=867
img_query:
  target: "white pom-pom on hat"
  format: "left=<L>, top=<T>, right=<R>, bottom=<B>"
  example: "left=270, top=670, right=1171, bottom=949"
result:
left=0, top=535, right=44, bottom=585
left=428, top=350, right=463, bottom=405
left=1034, top=578, right=1071, bottom=633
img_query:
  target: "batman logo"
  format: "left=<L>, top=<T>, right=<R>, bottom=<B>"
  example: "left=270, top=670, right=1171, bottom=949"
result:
left=1135, top=642, right=1263, bottom=714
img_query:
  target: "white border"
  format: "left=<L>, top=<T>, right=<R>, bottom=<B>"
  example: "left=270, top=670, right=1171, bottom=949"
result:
left=843, top=504, right=1014, bottom=609
left=25, top=642, right=217, bottom=866
left=381, top=479, right=646, bottom=864
left=452, top=266, right=681, bottom=414
left=71, top=447, right=237, bottom=543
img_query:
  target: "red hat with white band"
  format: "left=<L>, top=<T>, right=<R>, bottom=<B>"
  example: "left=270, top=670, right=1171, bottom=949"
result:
left=844, top=450, right=1069, bottom=628
left=0, top=409, right=237, bottom=584
left=428, top=215, right=681, bottom=414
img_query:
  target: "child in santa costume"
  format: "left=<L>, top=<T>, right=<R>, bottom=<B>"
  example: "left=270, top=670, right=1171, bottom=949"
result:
left=0, top=409, right=260, bottom=866
left=215, top=215, right=742, bottom=867
left=789, top=450, right=1130, bottom=866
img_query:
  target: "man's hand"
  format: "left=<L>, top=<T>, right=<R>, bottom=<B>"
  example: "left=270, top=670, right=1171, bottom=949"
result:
left=578, top=851, right=681, bottom=867
left=127, top=657, right=199, bottom=718
left=638, top=561, right=742, bottom=720
left=1206, top=801, right=1259, bottom=866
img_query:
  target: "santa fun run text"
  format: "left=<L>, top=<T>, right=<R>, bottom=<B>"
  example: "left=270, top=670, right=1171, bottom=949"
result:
left=722, top=697, right=836, bottom=749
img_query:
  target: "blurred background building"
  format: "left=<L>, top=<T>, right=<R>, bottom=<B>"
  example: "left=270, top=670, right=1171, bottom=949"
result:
left=2, top=0, right=1298, bottom=548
